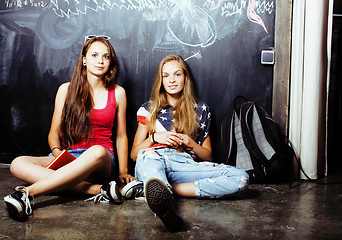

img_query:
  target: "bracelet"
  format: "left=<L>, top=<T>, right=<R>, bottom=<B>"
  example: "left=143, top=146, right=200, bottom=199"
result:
left=51, top=147, right=61, bottom=152
left=151, top=132, right=156, bottom=144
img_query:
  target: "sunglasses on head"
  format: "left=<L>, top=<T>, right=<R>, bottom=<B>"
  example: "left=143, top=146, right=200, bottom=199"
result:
left=84, top=35, right=110, bottom=43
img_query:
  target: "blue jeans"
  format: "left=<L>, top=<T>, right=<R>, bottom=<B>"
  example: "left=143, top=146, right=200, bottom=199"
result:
left=135, top=148, right=249, bottom=199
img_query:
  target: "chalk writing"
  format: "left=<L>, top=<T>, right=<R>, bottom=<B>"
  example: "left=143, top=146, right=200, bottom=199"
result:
left=220, top=0, right=247, bottom=17
left=210, top=0, right=273, bottom=33
left=255, top=0, right=273, bottom=14
left=204, top=0, right=215, bottom=9
left=4, top=0, right=48, bottom=8
left=51, top=0, right=166, bottom=18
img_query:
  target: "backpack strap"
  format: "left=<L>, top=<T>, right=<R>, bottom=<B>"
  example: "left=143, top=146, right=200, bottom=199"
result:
left=220, top=108, right=237, bottom=165
left=233, top=95, right=248, bottom=112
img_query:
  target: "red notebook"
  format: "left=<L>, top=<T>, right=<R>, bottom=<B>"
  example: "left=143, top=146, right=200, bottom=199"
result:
left=46, top=149, right=76, bottom=170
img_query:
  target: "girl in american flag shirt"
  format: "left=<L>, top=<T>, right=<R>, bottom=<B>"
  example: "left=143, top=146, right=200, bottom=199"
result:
left=130, top=54, right=249, bottom=232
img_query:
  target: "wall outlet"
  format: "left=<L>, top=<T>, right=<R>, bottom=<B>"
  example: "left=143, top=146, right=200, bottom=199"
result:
left=261, top=50, right=275, bottom=65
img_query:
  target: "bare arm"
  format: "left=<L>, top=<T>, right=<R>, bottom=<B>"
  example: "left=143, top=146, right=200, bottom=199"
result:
left=114, top=85, right=133, bottom=183
left=130, top=123, right=152, bottom=161
left=131, top=124, right=212, bottom=162
left=130, top=120, right=188, bottom=160
left=48, top=83, right=69, bottom=157
left=176, top=133, right=213, bottom=162
left=152, top=131, right=212, bottom=161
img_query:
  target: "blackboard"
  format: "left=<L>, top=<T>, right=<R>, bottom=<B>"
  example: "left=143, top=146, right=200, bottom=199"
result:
left=0, top=0, right=275, bottom=165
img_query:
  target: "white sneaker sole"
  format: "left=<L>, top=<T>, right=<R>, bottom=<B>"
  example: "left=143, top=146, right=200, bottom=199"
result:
left=4, top=195, right=24, bottom=220
left=109, top=181, right=124, bottom=204
left=121, top=180, right=143, bottom=199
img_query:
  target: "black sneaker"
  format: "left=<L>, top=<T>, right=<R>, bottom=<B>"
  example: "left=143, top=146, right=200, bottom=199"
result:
left=85, top=181, right=124, bottom=204
left=4, top=186, right=34, bottom=221
left=145, top=177, right=184, bottom=232
left=120, top=180, right=144, bottom=200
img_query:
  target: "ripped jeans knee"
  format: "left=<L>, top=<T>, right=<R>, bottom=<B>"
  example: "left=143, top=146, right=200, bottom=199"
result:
left=134, top=149, right=173, bottom=191
left=194, top=171, right=249, bottom=199
left=239, top=174, right=249, bottom=190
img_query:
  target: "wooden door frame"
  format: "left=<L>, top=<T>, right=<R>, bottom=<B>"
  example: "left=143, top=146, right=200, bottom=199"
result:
left=272, top=0, right=293, bottom=132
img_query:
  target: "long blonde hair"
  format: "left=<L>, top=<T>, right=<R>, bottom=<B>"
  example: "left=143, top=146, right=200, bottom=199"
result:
left=148, top=55, right=199, bottom=139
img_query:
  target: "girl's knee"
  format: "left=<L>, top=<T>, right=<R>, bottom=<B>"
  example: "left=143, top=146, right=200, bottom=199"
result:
left=89, top=145, right=107, bottom=156
left=86, top=145, right=110, bottom=164
left=10, top=156, right=28, bottom=176
left=136, top=164, right=164, bottom=181
left=135, top=154, right=165, bottom=181
left=220, top=170, right=249, bottom=191
left=230, top=170, right=249, bottom=190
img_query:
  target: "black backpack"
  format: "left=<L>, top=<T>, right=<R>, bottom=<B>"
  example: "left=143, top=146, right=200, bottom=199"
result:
left=220, top=96, right=298, bottom=184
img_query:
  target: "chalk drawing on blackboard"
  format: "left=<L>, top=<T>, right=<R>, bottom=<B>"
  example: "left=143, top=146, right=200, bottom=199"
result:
left=209, top=0, right=272, bottom=33
left=247, top=0, right=268, bottom=33
left=51, top=0, right=164, bottom=18
left=0, top=0, right=275, bottom=62
left=36, top=9, right=85, bottom=49
left=0, top=10, right=39, bottom=35
left=48, top=0, right=273, bottom=39
left=167, top=1, right=216, bottom=48
left=184, top=51, right=202, bottom=61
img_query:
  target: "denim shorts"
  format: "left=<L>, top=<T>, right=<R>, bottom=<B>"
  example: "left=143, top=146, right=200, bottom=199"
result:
left=49, top=148, right=116, bottom=180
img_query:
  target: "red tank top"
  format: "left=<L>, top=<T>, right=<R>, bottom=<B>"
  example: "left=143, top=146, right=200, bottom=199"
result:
left=71, top=86, right=116, bottom=154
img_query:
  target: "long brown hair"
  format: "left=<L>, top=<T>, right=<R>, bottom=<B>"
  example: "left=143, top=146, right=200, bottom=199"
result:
left=148, top=55, right=199, bottom=139
left=59, top=36, right=119, bottom=148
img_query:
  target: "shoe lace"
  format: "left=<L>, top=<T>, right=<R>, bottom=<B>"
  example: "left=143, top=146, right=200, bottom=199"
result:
left=15, top=186, right=33, bottom=215
left=133, top=186, right=144, bottom=199
left=84, top=189, right=109, bottom=204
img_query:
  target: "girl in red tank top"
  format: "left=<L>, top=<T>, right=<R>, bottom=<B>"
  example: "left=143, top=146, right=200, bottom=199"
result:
left=4, top=36, right=141, bottom=221
left=71, top=85, right=117, bottom=154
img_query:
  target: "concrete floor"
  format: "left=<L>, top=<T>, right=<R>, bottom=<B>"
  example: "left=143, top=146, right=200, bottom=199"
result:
left=0, top=165, right=342, bottom=240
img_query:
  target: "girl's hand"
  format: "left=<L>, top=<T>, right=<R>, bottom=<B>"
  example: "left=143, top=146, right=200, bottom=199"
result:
left=177, top=133, right=194, bottom=149
left=52, top=148, right=62, bottom=157
left=118, top=173, right=135, bottom=183
left=154, top=131, right=183, bottom=148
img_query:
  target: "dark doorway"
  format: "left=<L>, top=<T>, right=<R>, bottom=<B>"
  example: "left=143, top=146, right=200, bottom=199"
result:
left=327, top=1, right=342, bottom=174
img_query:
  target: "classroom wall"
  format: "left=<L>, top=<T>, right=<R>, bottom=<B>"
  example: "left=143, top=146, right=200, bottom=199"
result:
left=0, top=0, right=276, bottom=165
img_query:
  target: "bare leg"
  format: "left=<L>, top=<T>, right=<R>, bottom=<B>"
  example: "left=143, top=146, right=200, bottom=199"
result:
left=10, top=145, right=111, bottom=197
left=72, top=182, right=102, bottom=195
left=172, top=182, right=196, bottom=197
left=10, top=155, right=102, bottom=195
left=10, top=155, right=55, bottom=184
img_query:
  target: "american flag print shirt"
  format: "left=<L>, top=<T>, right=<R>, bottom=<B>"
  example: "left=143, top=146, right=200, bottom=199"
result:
left=136, top=101, right=211, bottom=149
